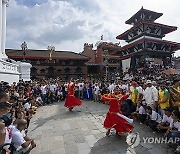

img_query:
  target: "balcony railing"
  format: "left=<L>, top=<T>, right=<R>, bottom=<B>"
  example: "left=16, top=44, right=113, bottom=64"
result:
left=0, top=59, right=19, bottom=74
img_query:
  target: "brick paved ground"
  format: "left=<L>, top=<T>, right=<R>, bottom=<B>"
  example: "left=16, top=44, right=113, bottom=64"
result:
left=28, top=101, right=175, bottom=154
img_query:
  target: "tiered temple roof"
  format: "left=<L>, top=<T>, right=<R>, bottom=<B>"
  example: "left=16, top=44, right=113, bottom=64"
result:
left=116, top=21, right=177, bottom=41
left=115, top=8, right=180, bottom=60
left=125, top=7, right=163, bottom=25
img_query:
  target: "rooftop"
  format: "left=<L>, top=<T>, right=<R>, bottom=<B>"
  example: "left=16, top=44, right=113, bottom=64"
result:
left=114, top=38, right=180, bottom=54
left=6, top=49, right=90, bottom=61
left=125, top=7, right=163, bottom=25
left=116, top=21, right=177, bottom=40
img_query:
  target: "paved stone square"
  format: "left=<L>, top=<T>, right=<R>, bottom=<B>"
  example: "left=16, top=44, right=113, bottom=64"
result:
left=28, top=101, right=174, bottom=154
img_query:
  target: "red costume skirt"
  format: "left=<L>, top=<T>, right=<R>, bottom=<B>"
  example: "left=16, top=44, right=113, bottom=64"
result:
left=104, top=112, right=133, bottom=134
left=64, top=95, right=82, bottom=108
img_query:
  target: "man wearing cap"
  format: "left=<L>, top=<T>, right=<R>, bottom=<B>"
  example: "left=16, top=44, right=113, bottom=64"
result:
left=144, top=80, right=158, bottom=110
left=130, top=81, right=139, bottom=105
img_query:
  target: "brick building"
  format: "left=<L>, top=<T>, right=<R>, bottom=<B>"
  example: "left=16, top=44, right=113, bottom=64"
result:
left=6, top=49, right=89, bottom=80
left=82, top=42, right=121, bottom=80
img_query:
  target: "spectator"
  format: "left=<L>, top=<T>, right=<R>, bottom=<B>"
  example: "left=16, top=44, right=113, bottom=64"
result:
left=78, top=81, right=84, bottom=99
left=158, top=82, right=170, bottom=116
left=157, top=107, right=173, bottom=133
left=130, top=81, right=139, bottom=105
left=145, top=106, right=162, bottom=132
left=94, top=83, right=100, bottom=102
left=164, top=110, right=180, bottom=152
left=12, top=119, right=36, bottom=154
left=136, top=103, right=147, bottom=124
left=144, top=80, right=158, bottom=110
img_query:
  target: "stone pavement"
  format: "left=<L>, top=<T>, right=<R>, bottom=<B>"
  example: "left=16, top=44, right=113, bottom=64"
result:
left=28, top=101, right=175, bottom=154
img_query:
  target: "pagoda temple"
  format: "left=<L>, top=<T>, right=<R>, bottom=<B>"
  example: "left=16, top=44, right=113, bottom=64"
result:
left=115, top=7, right=180, bottom=72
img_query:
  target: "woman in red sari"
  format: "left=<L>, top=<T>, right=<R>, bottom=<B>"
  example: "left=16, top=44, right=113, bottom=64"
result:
left=102, top=87, right=134, bottom=136
left=64, top=81, right=82, bottom=111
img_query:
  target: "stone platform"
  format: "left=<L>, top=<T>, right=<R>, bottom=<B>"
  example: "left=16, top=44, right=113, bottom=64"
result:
left=28, top=101, right=174, bottom=154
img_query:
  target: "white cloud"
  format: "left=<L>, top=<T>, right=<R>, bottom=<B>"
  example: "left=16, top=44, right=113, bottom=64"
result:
left=6, top=0, right=180, bottom=56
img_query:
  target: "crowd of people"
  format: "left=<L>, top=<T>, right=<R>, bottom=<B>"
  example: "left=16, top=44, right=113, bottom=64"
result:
left=0, top=70, right=179, bottom=153
left=0, top=81, right=42, bottom=154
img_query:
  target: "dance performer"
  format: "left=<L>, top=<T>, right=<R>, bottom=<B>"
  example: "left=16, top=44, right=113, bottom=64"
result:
left=101, top=87, right=134, bottom=136
left=64, top=80, right=82, bottom=111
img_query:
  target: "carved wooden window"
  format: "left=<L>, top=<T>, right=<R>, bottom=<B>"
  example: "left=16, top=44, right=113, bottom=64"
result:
left=64, top=68, right=70, bottom=74
left=31, top=67, right=37, bottom=74
left=40, top=69, right=46, bottom=74
left=76, top=67, right=82, bottom=73
left=57, top=69, right=62, bottom=74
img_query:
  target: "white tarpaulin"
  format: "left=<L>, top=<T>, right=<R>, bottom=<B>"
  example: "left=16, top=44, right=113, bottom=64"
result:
left=122, top=58, right=131, bottom=72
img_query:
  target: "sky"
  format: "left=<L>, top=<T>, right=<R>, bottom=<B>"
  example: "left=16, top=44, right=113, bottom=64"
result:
left=6, top=0, right=180, bottom=56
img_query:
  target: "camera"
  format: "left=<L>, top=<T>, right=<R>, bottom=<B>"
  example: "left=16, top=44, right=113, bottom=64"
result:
left=0, top=113, right=12, bottom=127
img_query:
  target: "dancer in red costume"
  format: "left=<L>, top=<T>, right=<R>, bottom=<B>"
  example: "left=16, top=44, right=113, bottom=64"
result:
left=64, top=81, right=82, bottom=111
left=101, top=87, right=134, bottom=136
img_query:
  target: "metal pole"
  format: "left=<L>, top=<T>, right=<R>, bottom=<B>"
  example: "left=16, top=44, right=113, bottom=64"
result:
left=104, top=50, right=108, bottom=81
left=23, top=50, right=25, bottom=62
left=105, top=65, right=108, bottom=81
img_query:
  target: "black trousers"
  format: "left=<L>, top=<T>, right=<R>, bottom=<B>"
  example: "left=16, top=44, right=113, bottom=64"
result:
left=145, top=120, right=159, bottom=132
left=138, top=114, right=147, bottom=123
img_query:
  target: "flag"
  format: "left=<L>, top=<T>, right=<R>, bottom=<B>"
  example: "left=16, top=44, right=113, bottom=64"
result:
left=101, top=35, right=103, bottom=40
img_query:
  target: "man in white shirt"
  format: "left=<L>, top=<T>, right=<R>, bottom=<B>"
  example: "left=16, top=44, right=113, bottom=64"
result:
left=144, top=80, right=158, bottom=110
left=78, top=81, right=84, bottom=99
left=12, top=119, right=36, bottom=153
left=157, top=107, right=173, bottom=132
left=164, top=110, right=180, bottom=152
left=121, top=80, right=128, bottom=93
left=146, top=106, right=162, bottom=132
left=49, top=83, right=56, bottom=93
left=108, top=82, right=115, bottom=94
left=24, top=100, right=31, bottom=110
left=94, top=83, right=100, bottom=102
left=135, top=103, right=147, bottom=124
left=40, top=84, right=47, bottom=103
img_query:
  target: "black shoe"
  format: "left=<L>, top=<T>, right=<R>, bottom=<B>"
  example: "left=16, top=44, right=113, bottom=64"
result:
left=106, top=130, right=110, bottom=137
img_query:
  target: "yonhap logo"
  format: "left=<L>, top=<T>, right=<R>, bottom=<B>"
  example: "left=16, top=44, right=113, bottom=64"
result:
left=126, top=132, right=180, bottom=154
left=143, top=137, right=180, bottom=144
left=126, top=132, right=140, bottom=154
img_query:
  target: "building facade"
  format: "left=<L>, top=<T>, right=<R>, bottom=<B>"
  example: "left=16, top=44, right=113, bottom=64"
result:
left=6, top=49, right=89, bottom=80
left=82, top=42, right=121, bottom=80
left=173, top=57, right=180, bottom=70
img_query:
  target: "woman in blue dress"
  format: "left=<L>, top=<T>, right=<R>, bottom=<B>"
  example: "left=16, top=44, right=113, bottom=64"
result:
left=84, top=82, right=93, bottom=100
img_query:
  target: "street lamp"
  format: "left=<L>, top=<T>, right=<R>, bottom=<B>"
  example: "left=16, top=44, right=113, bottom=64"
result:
left=47, top=45, right=55, bottom=61
left=21, top=41, right=28, bottom=62
left=104, top=50, right=109, bottom=81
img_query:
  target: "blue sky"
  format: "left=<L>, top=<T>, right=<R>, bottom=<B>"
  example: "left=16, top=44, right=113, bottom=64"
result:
left=6, top=0, right=180, bottom=56
left=16, top=0, right=48, bottom=7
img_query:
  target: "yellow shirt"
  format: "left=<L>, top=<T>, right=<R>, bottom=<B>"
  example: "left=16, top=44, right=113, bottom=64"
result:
left=131, top=87, right=139, bottom=104
left=158, top=89, right=169, bottom=109
left=175, top=87, right=180, bottom=111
